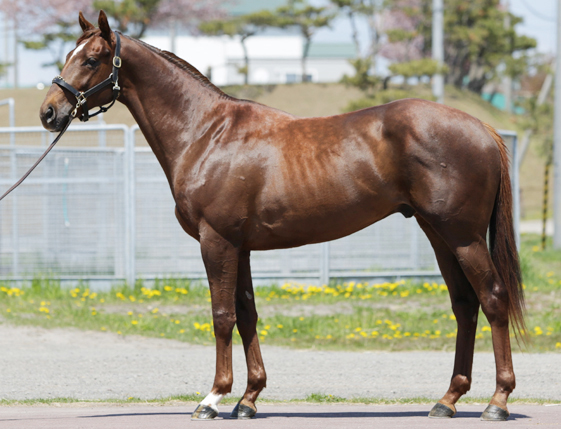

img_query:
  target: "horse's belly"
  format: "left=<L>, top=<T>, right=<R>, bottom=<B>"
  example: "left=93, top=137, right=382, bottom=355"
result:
left=245, top=198, right=395, bottom=251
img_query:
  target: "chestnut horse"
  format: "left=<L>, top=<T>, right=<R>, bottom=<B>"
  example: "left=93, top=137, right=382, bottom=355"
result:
left=40, top=11, right=525, bottom=422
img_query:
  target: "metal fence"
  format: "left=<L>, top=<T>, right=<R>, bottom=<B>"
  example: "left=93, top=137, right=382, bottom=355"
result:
left=0, top=123, right=519, bottom=287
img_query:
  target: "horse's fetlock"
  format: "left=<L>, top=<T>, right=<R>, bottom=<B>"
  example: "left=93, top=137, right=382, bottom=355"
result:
left=248, top=370, right=267, bottom=390
left=214, top=376, right=234, bottom=394
left=450, top=374, right=471, bottom=395
left=497, top=371, right=515, bottom=393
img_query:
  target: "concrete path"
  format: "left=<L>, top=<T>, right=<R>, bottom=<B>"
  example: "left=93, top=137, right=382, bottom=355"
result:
left=1, top=404, right=560, bottom=428
left=520, top=219, right=553, bottom=236
left=1, top=325, right=560, bottom=402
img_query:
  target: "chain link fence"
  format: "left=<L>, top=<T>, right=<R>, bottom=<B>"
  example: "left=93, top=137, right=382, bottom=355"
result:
left=0, top=123, right=519, bottom=287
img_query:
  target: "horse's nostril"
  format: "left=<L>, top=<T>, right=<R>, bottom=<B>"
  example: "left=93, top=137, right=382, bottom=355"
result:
left=45, top=106, right=55, bottom=123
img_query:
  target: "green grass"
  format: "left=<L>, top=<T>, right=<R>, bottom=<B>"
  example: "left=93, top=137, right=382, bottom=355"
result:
left=1, top=234, right=560, bottom=352
left=0, top=393, right=557, bottom=407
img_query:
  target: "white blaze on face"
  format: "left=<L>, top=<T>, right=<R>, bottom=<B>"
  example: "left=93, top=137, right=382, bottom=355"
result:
left=70, top=42, right=87, bottom=60
left=200, top=392, right=224, bottom=411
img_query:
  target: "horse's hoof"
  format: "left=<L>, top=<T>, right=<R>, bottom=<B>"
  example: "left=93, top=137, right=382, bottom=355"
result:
left=230, top=401, right=257, bottom=419
left=191, top=404, right=218, bottom=420
left=428, top=402, right=456, bottom=418
left=480, top=404, right=510, bottom=421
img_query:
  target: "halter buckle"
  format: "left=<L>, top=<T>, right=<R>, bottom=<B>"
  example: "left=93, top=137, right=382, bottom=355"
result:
left=113, top=56, right=122, bottom=68
left=77, top=92, right=87, bottom=105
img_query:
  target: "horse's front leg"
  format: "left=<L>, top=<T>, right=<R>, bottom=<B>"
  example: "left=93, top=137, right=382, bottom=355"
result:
left=230, top=250, right=266, bottom=419
left=192, top=221, right=239, bottom=420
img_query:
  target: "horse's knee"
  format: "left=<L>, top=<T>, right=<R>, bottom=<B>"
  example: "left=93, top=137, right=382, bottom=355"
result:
left=212, top=310, right=236, bottom=335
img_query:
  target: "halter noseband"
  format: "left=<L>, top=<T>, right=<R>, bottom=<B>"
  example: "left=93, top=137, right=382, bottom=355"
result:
left=52, top=31, right=122, bottom=122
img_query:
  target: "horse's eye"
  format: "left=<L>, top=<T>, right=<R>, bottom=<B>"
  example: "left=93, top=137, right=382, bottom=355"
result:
left=84, top=57, right=99, bottom=68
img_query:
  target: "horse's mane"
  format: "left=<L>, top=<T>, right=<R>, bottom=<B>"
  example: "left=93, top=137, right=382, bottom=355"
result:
left=126, top=35, right=234, bottom=100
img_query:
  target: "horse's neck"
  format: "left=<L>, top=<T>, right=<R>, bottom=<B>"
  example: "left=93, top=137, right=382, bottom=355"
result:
left=118, top=39, right=226, bottom=182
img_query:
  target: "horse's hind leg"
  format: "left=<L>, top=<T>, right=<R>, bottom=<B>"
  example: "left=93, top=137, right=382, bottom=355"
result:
left=192, top=221, right=239, bottom=420
left=417, top=216, right=480, bottom=418
left=230, top=250, right=267, bottom=419
left=423, top=221, right=515, bottom=421
left=453, top=236, right=515, bottom=421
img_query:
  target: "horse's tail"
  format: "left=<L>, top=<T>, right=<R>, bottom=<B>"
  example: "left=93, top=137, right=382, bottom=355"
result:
left=483, top=123, right=527, bottom=342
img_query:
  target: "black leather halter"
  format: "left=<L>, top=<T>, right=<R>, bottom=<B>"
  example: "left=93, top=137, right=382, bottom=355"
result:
left=0, top=32, right=123, bottom=201
left=52, top=31, right=122, bottom=122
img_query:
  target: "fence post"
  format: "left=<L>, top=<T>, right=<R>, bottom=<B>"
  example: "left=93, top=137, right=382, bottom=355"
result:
left=125, top=126, right=137, bottom=286
left=10, top=133, right=18, bottom=276
left=320, top=242, right=330, bottom=286
left=1, top=99, right=17, bottom=275
left=512, top=133, right=520, bottom=249
left=497, top=130, right=520, bottom=250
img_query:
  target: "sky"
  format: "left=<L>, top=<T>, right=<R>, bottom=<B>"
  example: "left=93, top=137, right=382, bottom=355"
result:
left=0, top=0, right=559, bottom=88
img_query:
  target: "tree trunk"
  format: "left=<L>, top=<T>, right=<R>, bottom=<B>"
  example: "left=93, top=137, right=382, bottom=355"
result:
left=348, top=10, right=361, bottom=56
left=241, top=36, right=249, bottom=85
left=302, top=37, right=311, bottom=83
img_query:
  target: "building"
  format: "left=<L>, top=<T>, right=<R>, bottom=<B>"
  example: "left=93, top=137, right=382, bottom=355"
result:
left=142, top=33, right=357, bottom=86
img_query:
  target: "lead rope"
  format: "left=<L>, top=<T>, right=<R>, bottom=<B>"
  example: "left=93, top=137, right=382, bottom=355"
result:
left=0, top=117, right=73, bottom=202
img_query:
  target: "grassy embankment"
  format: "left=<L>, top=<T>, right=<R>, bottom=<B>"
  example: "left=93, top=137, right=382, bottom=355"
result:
left=1, top=235, right=559, bottom=353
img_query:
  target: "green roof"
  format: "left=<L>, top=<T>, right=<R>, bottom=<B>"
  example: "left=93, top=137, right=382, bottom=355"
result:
left=227, top=0, right=287, bottom=16
left=308, top=43, right=357, bottom=58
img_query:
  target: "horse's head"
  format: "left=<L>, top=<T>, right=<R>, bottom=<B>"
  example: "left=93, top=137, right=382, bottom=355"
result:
left=40, top=11, right=119, bottom=131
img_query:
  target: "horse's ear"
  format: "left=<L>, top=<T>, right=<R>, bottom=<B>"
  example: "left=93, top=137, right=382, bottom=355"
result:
left=79, top=12, right=94, bottom=33
left=98, top=10, right=112, bottom=41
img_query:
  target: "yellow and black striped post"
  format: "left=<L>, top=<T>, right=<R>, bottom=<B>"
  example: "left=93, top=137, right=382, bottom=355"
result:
left=542, top=159, right=552, bottom=250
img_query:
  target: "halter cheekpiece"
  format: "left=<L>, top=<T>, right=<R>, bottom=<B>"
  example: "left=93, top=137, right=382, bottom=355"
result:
left=52, top=31, right=122, bottom=122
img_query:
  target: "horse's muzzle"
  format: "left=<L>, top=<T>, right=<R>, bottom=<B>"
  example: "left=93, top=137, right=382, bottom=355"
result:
left=40, top=102, right=71, bottom=132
